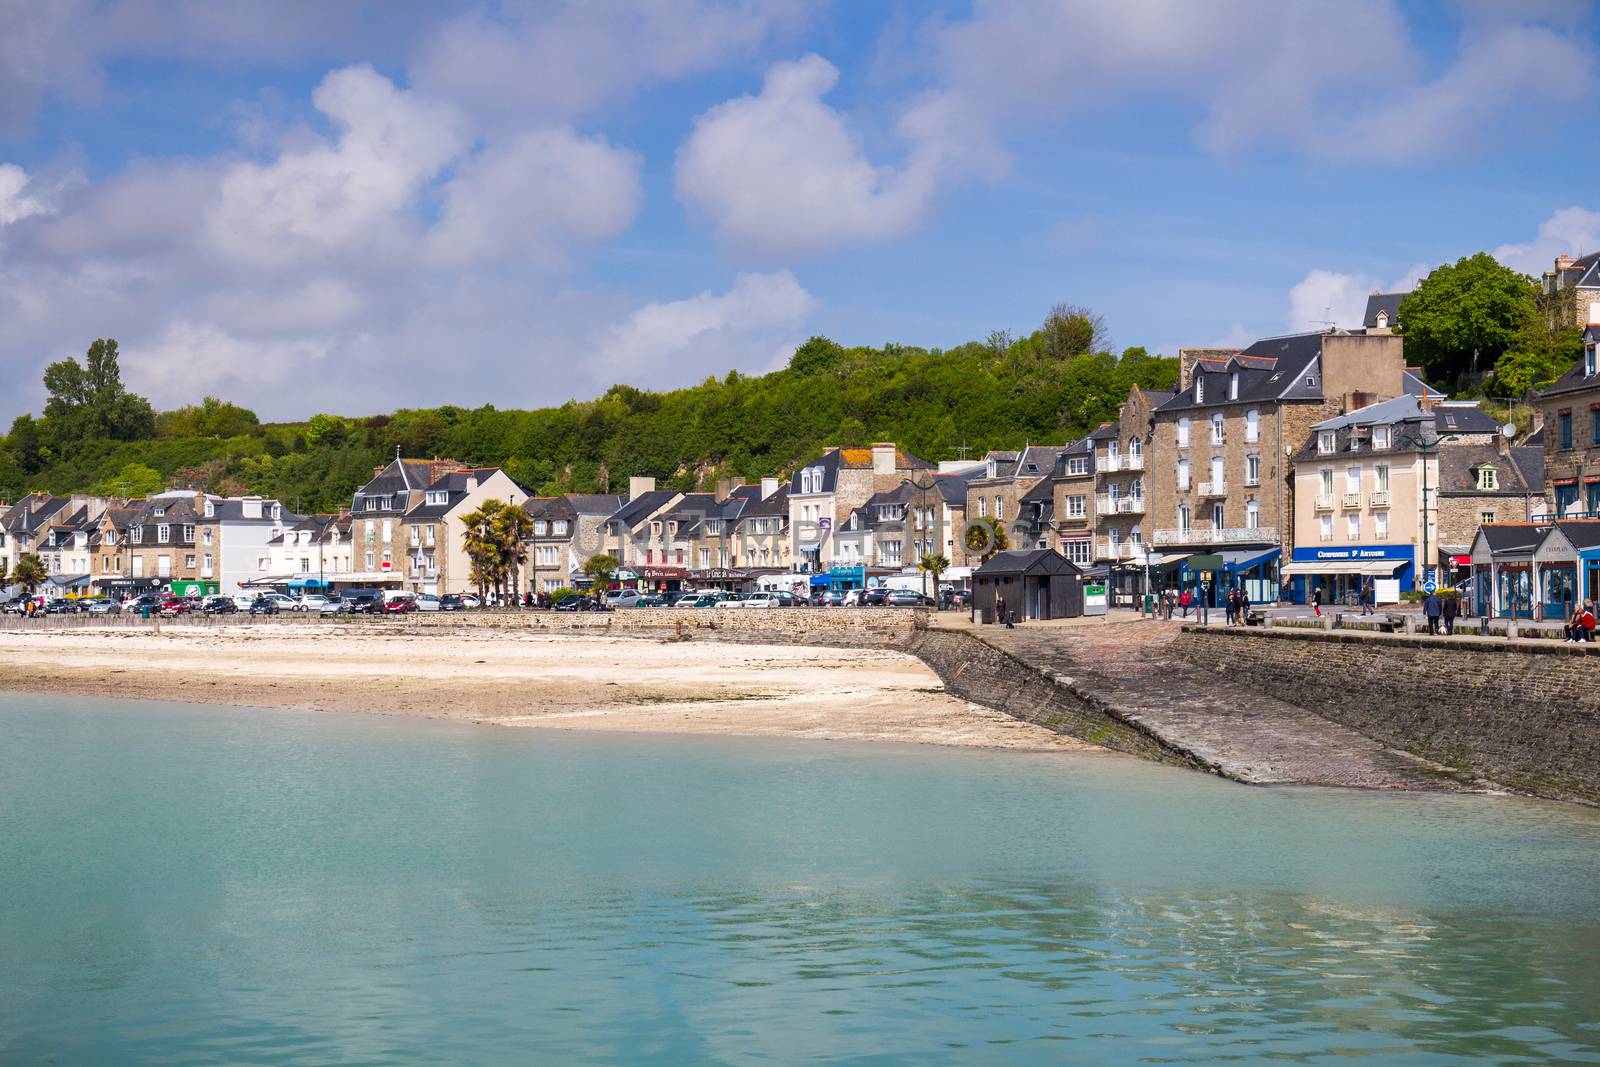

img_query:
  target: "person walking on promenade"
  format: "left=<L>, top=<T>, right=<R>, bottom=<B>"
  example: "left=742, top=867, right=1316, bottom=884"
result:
left=1441, top=592, right=1459, bottom=635
left=1360, top=578, right=1375, bottom=616
left=1164, top=589, right=1175, bottom=620
left=1179, top=588, right=1192, bottom=619
left=1311, top=585, right=1322, bottom=618
left=1423, top=589, right=1443, bottom=635
left=994, top=593, right=1006, bottom=626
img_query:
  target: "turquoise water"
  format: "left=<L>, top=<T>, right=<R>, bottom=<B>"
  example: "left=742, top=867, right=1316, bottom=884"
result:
left=2, top=696, right=1598, bottom=1065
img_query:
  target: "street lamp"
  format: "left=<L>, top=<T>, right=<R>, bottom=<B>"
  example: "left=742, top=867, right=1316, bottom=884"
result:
left=1394, top=429, right=1458, bottom=589
left=907, top=475, right=939, bottom=600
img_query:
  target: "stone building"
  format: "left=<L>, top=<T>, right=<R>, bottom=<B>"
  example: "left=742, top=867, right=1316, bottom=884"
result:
left=788, top=444, right=933, bottom=573
left=90, top=503, right=147, bottom=594
left=1152, top=330, right=1417, bottom=601
left=122, top=492, right=205, bottom=591
left=1047, top=437, right=1097, bottom=567
left=523, top=494, right=626, bottom=594
left=1436, top=441, right=1545, bottom=568
left=1539, top=252, right=1600, bottom=329
left=965, top=444, right=1066, bottom=551
left=1534, top=314, right=1600, bottom=517
left=600, top=478, right=686, bottom=585
left=729, top=480, right=790, bottom=572
left=350, top=456, right=466, bottom=588
left=397, top=467, right=526, bottom=596
left=1, top=493, right=73, bottom=579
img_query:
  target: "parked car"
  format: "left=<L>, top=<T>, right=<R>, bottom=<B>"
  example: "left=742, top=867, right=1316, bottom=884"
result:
left=412, top=594, right=441, bottom=612
left=438, top=594, right=464, bottom=612
left=201, top=594, right=237, bottom=615
left=461, top=594, right=482, bottom=609
left=157, top=594, right=190, bottom=616
left=385, top=597, right=418, bottom=615
left=634, top=594, right=667, bottom=607
left=254, top=593, right=298, bottom=612
left=296, top=594, right=334, bottom=613
left=248, top=597, right=279, bottom=616
left=608, top=590, right=647, bottom=608
left=232, top=594, right=256, bottom=610
left=738, top=592, right=779, bottom=609
left=341, top=592, right=383, bottom=615
left=554, top=596, right=610, bottom=612
left=884, top=589, right=930, bottom=607
left=862, top=588, right=890, bottom=607
left=85, top=598, right=120, bottom=615
left=122, top=593, right=163, bottom=615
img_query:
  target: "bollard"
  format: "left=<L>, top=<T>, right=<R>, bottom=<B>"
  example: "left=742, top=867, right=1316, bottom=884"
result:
left=1332, top=611, right=1343, bottom=631
left=1478, top=616, right=1490, bottom=637
left=1506, top=620, right=1518, bottom=639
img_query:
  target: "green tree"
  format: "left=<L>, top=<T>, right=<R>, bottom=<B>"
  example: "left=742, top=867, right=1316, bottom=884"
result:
left=6, top=415, right=46, bottom=474
left=963, top=516, right=1010, bottom=562
left=1042, top=303, right=1108, bottom=361
left=12, top=553, right=47, bottom=596
left=582, top=552, right=621, bottom=602
left=918, top=552, right=950, bottom=607
left=92, top=462, right=164, bottom=499
left=304, top=413, right=350, bottom=448
left=1398, top=254, right=1536, bottom=388
left=788, top=336, right=848, bottom=376
left=157, top=396, right=260, bottom=438
left=42, top=339, right=157, bottom=443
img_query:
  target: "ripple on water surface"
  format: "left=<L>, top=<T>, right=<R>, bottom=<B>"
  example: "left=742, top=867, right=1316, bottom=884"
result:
left=1, top=693, right=1598, bottom=1065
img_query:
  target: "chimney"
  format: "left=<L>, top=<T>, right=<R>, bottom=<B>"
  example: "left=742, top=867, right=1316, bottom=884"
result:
left=465, top=473, right=478, bottom=492
left=761, top=477, right=780, bottom=500
left=872, top=442, right=897, bottom=474
left=714, top=477, right=735, bottom=503
left=1557, top=254, right=1577, bottom=271
left=241, top=496, right=263, bottom=519
left=628, top=476, right=656, bottom=501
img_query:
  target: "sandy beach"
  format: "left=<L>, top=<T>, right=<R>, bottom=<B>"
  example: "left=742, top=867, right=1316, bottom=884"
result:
left=0, top=625, right=1094, bottom=750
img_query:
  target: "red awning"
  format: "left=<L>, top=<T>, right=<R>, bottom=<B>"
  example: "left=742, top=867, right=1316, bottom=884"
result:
left=1450, top=554, right=1471, bottom=566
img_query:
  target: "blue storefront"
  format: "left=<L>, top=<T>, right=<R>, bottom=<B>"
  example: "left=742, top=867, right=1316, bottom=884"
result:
left=1281, top=544, right=1417, bottom=605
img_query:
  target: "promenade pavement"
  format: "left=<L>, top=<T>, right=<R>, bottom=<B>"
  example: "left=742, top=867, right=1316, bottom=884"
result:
left=930, top=612, right=1479, bottom=791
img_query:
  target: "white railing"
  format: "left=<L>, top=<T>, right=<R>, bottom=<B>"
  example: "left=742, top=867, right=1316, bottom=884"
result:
left=1120, top=454, right=1145, bottom=471
left=1369, top=491, right=1391, bottom=506
left=1095, top=540, right=1139, bottom=559
left=1342, top=493, right=1363, bottom=509
left=1197, top=481, right=1226, bottom=497
left=1315, top=494, right=1335, bottom=511
left=1153, top=526, right=1278, bottom=546
left=1117, top=497, right=1145, bottom=513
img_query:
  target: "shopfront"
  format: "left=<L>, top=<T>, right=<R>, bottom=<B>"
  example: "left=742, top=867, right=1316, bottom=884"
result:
left=168, top=580, right=220, bottom=597
left=1281, top=544, right=1416, bottom=606
left=1469, top=524, right=1547, bottom=619
left=1217, top=548, right=1280, bottom=605
left=96, top=576, right=163, bottom=598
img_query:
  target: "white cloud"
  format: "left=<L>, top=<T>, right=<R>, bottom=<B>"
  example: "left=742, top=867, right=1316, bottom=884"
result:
left=590, top=270, right=815, bottom=389
left=0, top=163, right=47, bottom=225
left=676, top=55, right=996, bottom=257
left=430, top=127, right=641, bottom=268
left=1493, top=207, right=1600, bottom=276
left=412, top=0, right=809, bottom=122
left=1287, top=270, right=1382, bottom=332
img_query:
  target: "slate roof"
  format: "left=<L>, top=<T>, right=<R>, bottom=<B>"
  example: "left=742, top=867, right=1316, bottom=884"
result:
left=2, top=494, right=68, bottom=538
left=1536, top=345, right=1600, bottom=400
left=609, top=489, right=679, bottom=530
left=789, top=447, right=932, bottom=494
left=973, top=548, right=1080, bottom=576
left=1438, top=444, right=1541, bottom=497
left=1433, top=401, right=1501, bottom=436
left=1553, top=519, right=1600, bottom=551
left=1474, top=523, right=1550, bottom=555
left=1550, top=250, right=1600, bottom=289
left=1159, top=332, right=1326, bottom=413
left=1362, top=291, right=1407, bottom=328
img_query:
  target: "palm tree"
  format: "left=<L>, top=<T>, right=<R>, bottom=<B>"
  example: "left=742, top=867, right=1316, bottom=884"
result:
left=494, top=505, right=533, bottom=603
left=963, top=517, right=1010, bottom=563
left=581, top=553, right=621, bottom=604
left=917, top=552, right=950, bottom=608
left=461, top=501, right=507, bottom=603
left=13, top=553, right=47, bottom=598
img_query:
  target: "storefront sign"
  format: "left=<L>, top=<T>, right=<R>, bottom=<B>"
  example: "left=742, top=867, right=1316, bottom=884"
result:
left=1292, top=545, right=1414, bottom=562
left=688, top=568, right=749, bottom=581
left=641, top=567, right=686, bottom=579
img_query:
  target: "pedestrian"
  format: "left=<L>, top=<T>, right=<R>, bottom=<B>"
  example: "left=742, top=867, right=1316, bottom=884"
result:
left=1441, top=591, right=1459, bottom=635
left=1423, top=588, right=1443, bottom=635
left=1179, top=588, right=1192, bottom=619
left=1360, top=578, right=1375, bottom=616
left=1311, top=585, right=1322, bottom=618
left=994, top=592, right=1006, bottom=626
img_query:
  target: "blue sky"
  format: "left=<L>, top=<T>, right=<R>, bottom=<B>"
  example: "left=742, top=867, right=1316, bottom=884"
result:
left=2, top=1, right=1597, bottom=421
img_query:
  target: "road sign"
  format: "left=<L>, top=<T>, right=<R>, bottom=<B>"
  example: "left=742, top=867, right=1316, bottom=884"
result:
left=1422, top=579, right=1437, bottom=594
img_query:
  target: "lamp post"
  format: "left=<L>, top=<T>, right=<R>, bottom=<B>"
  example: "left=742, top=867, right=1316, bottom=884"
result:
left=908, top=475, right=938, bottom=599
left=1394, top=430, right=1458, bottom=590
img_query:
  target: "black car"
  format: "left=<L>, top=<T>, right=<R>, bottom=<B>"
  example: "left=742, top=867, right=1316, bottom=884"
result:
left=202, top=596, right=237, bottom=615
left=249, top=598, right=279, bottom=615
left=554, top=596, right=611, bottom=612
left=862, top=588, right=890, bottom=607
left=438, top=594, right=464, bottom=612
left=343, top=593, right=383, bottom=614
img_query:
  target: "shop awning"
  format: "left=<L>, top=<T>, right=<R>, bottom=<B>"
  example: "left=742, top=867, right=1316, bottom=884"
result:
left=809, top=574, right=831, bottom=587
left=1281, top=560, right=1370, bottom=577
left=1361, top=559, right=1407, bottom=575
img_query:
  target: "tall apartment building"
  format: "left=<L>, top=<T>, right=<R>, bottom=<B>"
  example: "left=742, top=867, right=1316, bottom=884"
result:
left=350, top=456, right=466, bottom=587
left=1536, top=306, right=1600, bottom=517
left=523, top=494, right=626, bottom=594
left=788, top=444, right=933, bottom=575
left=397, top=467, right=525, bottom=596
left=1151, top=330, right=1417, bottom=601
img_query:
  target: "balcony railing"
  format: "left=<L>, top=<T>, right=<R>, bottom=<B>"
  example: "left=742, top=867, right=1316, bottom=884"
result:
left=1315, top=494, right=1335, bottom=511
left=1197, top=481, right=1227, bottom=497
left=1118, top=454, right=1144, bottom=471
left=1153, top=526, right=1278, bottom=546
left=1096, top=496, right=1145, bottom=514
left=1095, top=540, right=1140, bottom=559
left=1369, top=490, right=1391, bottom=506
left=1342, top=492, right=1363, bottom=509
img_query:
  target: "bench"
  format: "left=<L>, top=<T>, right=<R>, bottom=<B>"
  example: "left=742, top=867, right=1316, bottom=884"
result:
left=1376, top=613, right=1407, bottom=634
left=1245, top=609, right=1266, bottom=627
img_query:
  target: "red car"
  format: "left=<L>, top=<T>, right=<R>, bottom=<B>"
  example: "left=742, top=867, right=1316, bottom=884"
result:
left=157, top=594, right=189, bottom=615
left=385, top=598, right=417, bottom=615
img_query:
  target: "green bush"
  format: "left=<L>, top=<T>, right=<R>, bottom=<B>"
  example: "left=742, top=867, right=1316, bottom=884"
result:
left=548, top=587, right=577, bottom=604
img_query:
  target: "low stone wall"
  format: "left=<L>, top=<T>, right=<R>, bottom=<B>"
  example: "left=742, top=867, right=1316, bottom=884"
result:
left=398, top=606, right=925, bottom=648
left=902, top=630, right=1201, bottom=766
left=1173, top=627, right=1600, bottom=803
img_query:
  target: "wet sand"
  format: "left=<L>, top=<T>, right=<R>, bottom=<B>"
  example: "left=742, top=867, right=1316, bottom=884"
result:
left=0, top=625, right=1095, bottom=751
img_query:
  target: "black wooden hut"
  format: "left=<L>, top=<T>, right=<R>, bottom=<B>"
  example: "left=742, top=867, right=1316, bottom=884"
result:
left=972, top=549, right=1084, bottom=623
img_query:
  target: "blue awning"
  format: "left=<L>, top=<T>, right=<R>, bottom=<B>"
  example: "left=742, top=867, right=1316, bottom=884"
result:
left=1220, top=548, right=1279, bottom=573
left=809, top=574, right=831, bottom=586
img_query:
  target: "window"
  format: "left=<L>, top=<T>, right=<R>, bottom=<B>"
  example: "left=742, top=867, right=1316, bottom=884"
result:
left=157, top=524, right=170, bottom=543
left=1318, top=431, right=1336, bottom=453
left=1373, top=426, right=1391, bottom=449
left=1320, top=468, right=1333, bottom=496
left=1210, top=502, right=1224, bottom=527
left=699, top=548, right=711, bottom=568
left=1211, top=413, right=1224, bottom=444
left=1375, top=465, right=1390, bottom=492
left=533, top=520, right=548, bottom=536
left=553, top=520, right=568, bottom=535
left=1319, top=514, right=1333, bottom=541
left=1245, top=500, right=1260, bottom=530
left=1592, top=410, right=1600, bottom=447
left=364, top=521, right=375, bottom=543
left=298, top=557, right=308, bottom=573
left=995, top=497, right=1005, bottom=520
left=181, top=525, right=195, bottom=543
left=1480, top=510, right=1496, bottom=525
left=1245, top=409, right=1259, bottom=443
left=1195, top=377, right=1205, bottom=403
left=381, top=549, right=392, bottom=567
left=1557, top=484, right=1579, bottom=515
left=1229, top=372, right=1239, bottom=400
left=204, top=501, right=215, bottom=518
left=1129, top=436, right=1142, bottom=458
left=1374, top=511, right=1389, bottom=539
left=152, top=507, right=165, bottom=518
left=1063, top=539, right=1092, bottom=565
left=157, top=554, right=171, bottom=577
left=1346, top=467, right=1360, bottom=493
left=1178, top=505, right=1191, bottom=532
left=1067, top=495, right=1086, bottom=518
left=1477, top=466, right=1499, bottom=491
left=1177, top=418, right=1190, bottom=448
left=1561, top=411, right=1573, bottom=449
left=1346, top=514, right=1360, bottom=540
left=364, top=551, right=374, bottom=570
left=185, top=555, right=195, bottom=569
left=1177, top=459, right=1190, bottom=490
left=131, top=525, right=143, bottom=542
left=1588, top=344, right=1597, bottom=377
left=381, top=520, right=392, bottom=542
left=1131, top=479, right=1143, bottom=500
left=1107, top=439, right=1119, bottom=462
left=1245, top=454, right=1260, bottom=485
left=1067, top=456, right=1089, bottom=475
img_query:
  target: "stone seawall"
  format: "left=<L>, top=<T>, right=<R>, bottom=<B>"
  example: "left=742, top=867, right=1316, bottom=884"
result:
left=397, top=606, right=924, bottom=648
left=901, top=630, right=1201, bottom=767
left=1172, top=627, right=1600, bottom=803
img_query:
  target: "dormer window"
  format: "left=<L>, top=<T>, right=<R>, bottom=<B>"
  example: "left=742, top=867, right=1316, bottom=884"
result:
left=152, top=507, right=165, bottom=518
left=1229, top=372, right=1239, bottom=400
left=1318, top=431, right=1336, bottom=454
left=1587, top=345, right=1597, bottom=377
left=204, top=501, right=215, bottom=518
left=1477, top=466, right=1499, bottom=491
left=1373, top=426, right=1391, bottom=449
left=1306, top=376, right=1317, bottom=387
left=1376, top=311, right=1389, bottom=329
left=1195, top=377, right=1205, bottom=403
